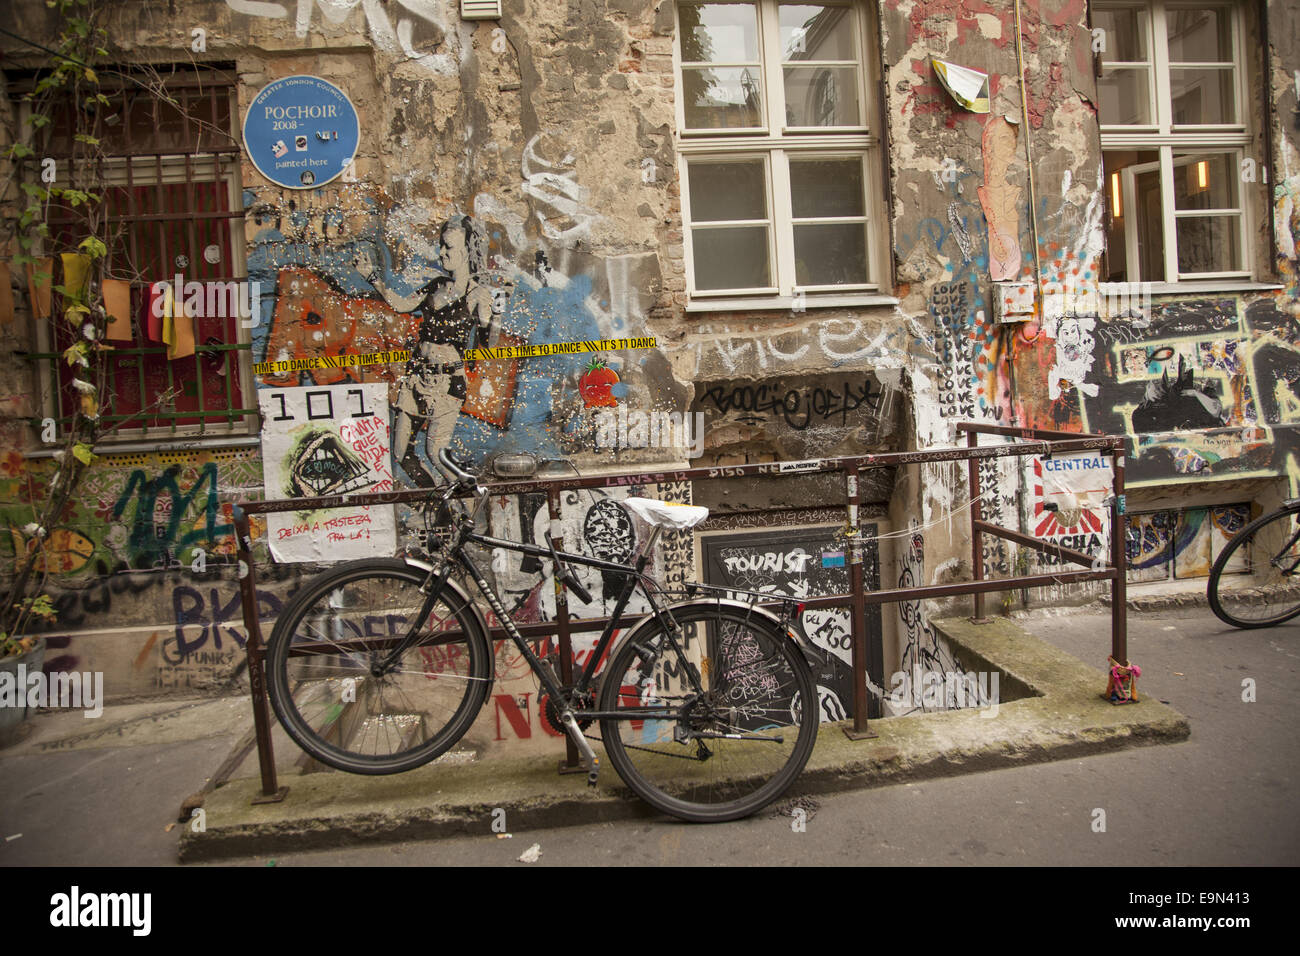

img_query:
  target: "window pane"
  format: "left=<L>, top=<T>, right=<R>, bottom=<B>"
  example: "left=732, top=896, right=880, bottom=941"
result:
left=794, top=223, right=867, bottom=285
left=783, top=66, right=860, bottom=126
left=1169, top=68, right=1235, bottom=124
left=682, top=66, right=764, bottom=130
left=1098, top=67, right=1153, bottom=124
left=679, top=2, right=759, bottom=62
left=1166, top=6, right=1232, bottom=62
left=1102, top=150, right=1162, bottom=282
left=1176, top=216, right=1241, bottom=274
left=1134, top=162, right=1165, bottom=281
left=692, top=226, right=771, bottom=289
left=687, top=159, right=767, bottom=222
left=780, top=4, right=855, bottom=61
left=1173, top=153, right=1238, bottom=210
left=1094, top=6, right=1150, bottom=62
left=790, top=158, right=863, bottom=218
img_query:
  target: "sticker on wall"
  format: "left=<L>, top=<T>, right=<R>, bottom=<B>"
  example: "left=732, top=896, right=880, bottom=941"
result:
left=931, top=59, right=990, bottom=113
left=258, top=383, right=397, bottom=562
left=243, top=76, right=360, bottom=190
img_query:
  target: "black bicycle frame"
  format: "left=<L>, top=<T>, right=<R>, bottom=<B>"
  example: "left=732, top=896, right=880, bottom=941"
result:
left=379, top=519, right=708, bottom=722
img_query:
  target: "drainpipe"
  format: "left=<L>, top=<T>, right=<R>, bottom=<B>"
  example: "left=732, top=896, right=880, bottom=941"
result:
left=1011, top=0, right=1045, bottom=606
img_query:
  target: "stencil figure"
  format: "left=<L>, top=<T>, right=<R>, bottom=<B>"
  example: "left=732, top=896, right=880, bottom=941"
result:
left=355, top=216, right=496, bottom=485
left=1046, top=313, right=1099, bottom=400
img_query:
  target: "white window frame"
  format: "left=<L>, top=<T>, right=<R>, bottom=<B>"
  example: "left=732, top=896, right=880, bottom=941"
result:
left=674, top=0, right=892, bottom=310
left=1097, top=0, right=1257, bottom=285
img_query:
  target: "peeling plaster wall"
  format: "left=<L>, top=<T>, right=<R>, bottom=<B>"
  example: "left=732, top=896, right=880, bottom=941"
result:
left=1, top=0, right=1298, bottom=720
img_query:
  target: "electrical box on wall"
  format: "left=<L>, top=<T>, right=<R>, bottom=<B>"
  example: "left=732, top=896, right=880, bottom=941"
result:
left=992, top=280, right=1036, bottom=324
left=461, top=1, right=503, bottom=19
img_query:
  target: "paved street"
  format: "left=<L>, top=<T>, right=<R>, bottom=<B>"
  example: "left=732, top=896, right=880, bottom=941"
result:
left=207, top=604, right=1297, bottom=867
left=2, top=602, right=1295, bottom=867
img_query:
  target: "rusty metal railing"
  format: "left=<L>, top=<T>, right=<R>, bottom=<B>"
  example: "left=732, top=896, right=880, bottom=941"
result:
left=229, top=423, right=1127, bottom=801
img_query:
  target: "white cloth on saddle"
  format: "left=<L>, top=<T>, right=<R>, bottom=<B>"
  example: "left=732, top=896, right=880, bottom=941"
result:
left=621, top=497, right=709, bottom=530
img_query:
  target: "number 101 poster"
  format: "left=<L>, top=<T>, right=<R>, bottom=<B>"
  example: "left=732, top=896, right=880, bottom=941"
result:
left=257, top=384, right=397, bottom=562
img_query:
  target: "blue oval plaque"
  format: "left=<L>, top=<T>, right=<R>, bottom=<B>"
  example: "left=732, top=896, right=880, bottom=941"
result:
left=243, top=76, right=360, bottom=190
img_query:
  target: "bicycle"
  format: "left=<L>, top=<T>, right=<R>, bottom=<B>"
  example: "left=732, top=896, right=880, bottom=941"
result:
left=1207, top=498, right=1300, bottom=629
left=264, top=447, right=819, bottom=822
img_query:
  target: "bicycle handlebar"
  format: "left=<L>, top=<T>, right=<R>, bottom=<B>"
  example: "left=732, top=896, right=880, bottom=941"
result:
left=437, top=447, right=477, bottom=486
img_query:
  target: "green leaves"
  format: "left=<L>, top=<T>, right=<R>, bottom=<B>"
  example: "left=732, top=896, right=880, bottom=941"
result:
left=78, top=236, right=107, bottom=259
left=71, top=443, right=96, bottom=466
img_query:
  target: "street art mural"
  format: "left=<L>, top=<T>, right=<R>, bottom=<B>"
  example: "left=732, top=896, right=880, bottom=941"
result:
left=1077, top=298, right=1300, bottom=488
left=894, top=520, right=969, bottom=713
left=245, top=181, right=674, bottom=488
left=701, top=526, right=885, bottom=721
left=0, top=450, right=262, bottom=578
left=1125, top=504, right=1251, bottom=583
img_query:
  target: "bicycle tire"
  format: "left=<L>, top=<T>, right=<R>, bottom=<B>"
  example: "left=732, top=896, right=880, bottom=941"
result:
left=1207, top=505, right=1300, bottom=629
left=266, top=558, right=493, bottom=773
left=597, top=601, right=818, bottom=822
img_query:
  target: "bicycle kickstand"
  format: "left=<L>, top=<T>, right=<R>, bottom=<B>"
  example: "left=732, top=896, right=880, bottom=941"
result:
left=559, top=711, right=600, bottom=787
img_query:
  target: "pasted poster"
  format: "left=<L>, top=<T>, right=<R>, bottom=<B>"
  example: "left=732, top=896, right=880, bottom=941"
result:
left=258, top=383, right=396, bottom=562
left=701, top=527, right=883, bottom=721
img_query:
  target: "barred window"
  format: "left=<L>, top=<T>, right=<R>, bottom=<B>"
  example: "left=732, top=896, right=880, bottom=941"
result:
left=26, top=67, right=255, bottom=442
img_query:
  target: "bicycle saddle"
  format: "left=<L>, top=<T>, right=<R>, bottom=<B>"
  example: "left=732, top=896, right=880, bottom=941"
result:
left=621, top=497, right=709, bottom=530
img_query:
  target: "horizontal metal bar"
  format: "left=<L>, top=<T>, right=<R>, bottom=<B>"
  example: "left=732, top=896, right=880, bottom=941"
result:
left=235, top=434, right=1123, bottom=515
left=973, top=520, right=1102, bottom=569
left=46, top=209, right=245, bottom=225
left=956, top=423, right=1114, bottom=442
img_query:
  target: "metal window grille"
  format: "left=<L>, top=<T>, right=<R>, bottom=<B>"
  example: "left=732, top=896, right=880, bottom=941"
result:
left=25, top=67, right=257, bottom=442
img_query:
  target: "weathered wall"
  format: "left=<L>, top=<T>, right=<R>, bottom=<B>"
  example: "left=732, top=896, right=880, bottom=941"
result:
left=1, top=0, right=1298, bottom=733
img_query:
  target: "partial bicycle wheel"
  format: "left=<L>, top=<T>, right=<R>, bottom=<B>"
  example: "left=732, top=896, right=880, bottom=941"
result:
left=598, top=601, right=818, bottom=822
left=266, top=558, right=493, bottom=773
left=1207, top=505, right=1300, bottom=628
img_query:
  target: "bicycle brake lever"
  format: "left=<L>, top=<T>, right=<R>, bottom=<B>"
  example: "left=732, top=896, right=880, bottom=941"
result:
left=545, top=532, right=594, bottom=606
left=560, top=567, right=593, bottom=607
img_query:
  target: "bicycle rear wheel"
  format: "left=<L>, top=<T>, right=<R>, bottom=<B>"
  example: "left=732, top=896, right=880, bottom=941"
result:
left=597, top=602, right=818, bottom=822
left=1207, top=506, right=1300, bottom=628
left=266, top=558, right=492, bottom=773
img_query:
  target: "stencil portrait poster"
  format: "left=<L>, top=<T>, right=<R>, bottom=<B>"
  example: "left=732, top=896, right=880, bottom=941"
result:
left=257, top=383, right=397, bottom=562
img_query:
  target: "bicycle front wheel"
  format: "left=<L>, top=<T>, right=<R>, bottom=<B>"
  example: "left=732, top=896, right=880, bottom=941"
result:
left=598, top=602, right=818, bottom=822
left=266, top=558, right=493, bottom=774
left=1208, top=506, right=1300, bottom=628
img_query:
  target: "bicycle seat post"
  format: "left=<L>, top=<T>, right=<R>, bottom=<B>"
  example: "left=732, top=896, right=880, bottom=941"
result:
left=634, top=524, right=663, bottom=570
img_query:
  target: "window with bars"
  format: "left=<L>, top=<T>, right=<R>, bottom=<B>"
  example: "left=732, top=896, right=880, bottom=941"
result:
left=26, top=67, right=255, bottom=442
left=674, top=1, right=887, bottom=308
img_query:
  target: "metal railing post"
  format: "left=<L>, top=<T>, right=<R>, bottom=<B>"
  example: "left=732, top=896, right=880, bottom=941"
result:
left=547, top=489, right=582, bottom=772
left=967, top=431, right=987, bottom=622
left=232, top=505, right=287, bottom=803
left=843, top=463, right=875, bottom=738
left=1110, top=445, right=1128, bottom=665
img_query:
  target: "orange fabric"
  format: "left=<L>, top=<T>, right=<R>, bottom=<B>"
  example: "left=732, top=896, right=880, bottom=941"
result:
left=0, top=262, right=14, bottom=324
left=103, top=279, right=133, bottom=340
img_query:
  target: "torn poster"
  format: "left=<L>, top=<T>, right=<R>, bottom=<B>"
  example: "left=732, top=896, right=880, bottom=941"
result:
left=258, top=383, right=397, bottom=562
left=932, top=59, right=991, bottom=113
left=1037, top=451, right=1113, bottom=512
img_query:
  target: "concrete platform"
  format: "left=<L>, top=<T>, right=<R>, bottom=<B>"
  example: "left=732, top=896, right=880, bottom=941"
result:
left=179, top=615, right=1189, bottom=861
